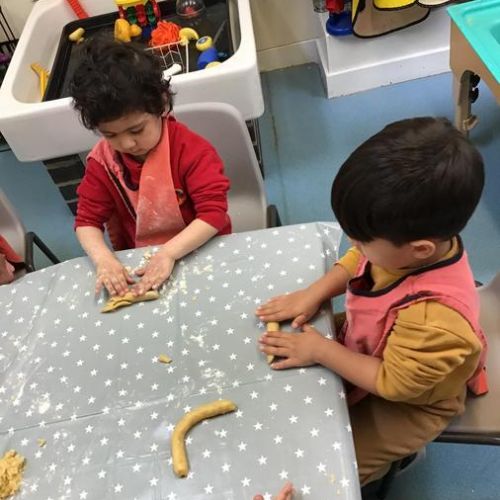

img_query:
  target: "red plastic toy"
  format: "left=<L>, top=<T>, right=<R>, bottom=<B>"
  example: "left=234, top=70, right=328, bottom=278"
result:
left=65, top=0, right=89, bottom=19
left=326, top=0, right=344, bottom=13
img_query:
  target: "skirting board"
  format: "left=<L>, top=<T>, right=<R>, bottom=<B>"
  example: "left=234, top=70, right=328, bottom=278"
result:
left=257, top=39, right=319, bottom=73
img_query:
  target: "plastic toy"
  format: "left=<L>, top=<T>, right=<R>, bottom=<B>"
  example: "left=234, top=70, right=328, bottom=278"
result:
left=325, top=0, right=352, bottom=36
left=195, top=35, right=212, bottom=52
left=115, top=0, right=160, bottom=31
left=114, top=18, right=142, bottom=42
left=65, top=0, right=89, bottom=19
left=179, top=27, right=199, bottom=45
left=31, top=62, right=50, bottom=100
left=197, top=46, right=218, bottom=69
left=163, top=63, right=182, bottom=78
left=150, top=20, right=181, bottom=47
left=196, top=20, right=228, bottom=70
left=176, top=0, right=206, bottom=19
left=68, top=27, right=85, bottom=43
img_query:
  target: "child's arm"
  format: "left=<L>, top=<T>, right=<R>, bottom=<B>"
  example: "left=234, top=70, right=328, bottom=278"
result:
left=76, top=226, right=134, bottom=296
left=131, top=219, right=217, bottom=295
left=259, top=325, right=381, bottom=395
left=256, top=263, right=351, bottom=328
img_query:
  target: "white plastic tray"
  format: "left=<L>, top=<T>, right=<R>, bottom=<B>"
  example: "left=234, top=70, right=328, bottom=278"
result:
left=0, top=0, right=263, bottom=161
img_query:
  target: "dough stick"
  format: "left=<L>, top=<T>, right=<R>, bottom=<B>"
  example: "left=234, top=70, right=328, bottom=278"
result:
left=171, top=400, right=237, bottom=478
left=101, top=290, right=159, bottom=313
left=266, top=321, right=280, bottom=364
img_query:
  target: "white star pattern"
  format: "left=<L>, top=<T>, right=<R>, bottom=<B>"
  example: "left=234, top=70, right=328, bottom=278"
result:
left=0, top=223, right=356, bottom=498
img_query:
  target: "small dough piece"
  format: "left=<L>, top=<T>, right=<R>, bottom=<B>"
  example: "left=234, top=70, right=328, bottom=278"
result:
left=266, top=321, right=280, bottom=364
left=37, top=438, right=46, bottom=448
left=101, top=290, right=159, bottom=313
left=172, top=400, right=237, bottom=478
left=158, top=354, right=172, bottom=364
left=0, top=450, right=25, bottom=499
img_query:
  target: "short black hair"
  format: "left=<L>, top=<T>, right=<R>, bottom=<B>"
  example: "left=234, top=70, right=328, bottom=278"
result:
left=331, top=117, right=484, bottom=245
left=70, top=38, right=173, bottom=129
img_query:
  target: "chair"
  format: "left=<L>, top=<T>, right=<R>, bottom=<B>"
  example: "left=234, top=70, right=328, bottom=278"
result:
left=0, top=187, right=60, bottom=277
left=173, top=102, right=280, bottom=232
left=436, top=272, right=500, bottom=445
left=369, top=272, right=500, bottom=499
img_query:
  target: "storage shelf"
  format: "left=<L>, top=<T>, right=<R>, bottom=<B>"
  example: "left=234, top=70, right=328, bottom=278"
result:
left=315, top=7, right=451, bottom=97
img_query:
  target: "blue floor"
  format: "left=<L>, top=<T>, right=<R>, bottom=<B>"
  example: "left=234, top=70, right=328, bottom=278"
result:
left=1, top=64, right=500, bottom=498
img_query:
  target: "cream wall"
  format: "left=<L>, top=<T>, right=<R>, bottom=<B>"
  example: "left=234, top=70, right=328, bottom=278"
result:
left=250, top=0, right=318, bottom=51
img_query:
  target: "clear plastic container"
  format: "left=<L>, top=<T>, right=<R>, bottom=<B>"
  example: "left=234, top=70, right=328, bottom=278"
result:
left=312, top=0, right=327, bottom=12
left=176, top=0, right=206, bottom=19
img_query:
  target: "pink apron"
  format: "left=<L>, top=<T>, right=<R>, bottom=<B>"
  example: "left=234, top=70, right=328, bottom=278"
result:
left=88, top=118, right=186, bottom=249
left=339, top=240, right=488, bottom=406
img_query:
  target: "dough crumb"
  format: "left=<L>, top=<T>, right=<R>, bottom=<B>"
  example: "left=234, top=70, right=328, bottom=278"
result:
left=158, top=354, right=172, bottom=364
left=37, top=439, right=46, bottom=448
left=0, top=450, right=25, bottom=499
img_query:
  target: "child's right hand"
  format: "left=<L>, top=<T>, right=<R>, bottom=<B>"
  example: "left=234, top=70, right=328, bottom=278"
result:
left=95, top=255, right=134, bottom=296
left=256, top=289, right=322, bottom=328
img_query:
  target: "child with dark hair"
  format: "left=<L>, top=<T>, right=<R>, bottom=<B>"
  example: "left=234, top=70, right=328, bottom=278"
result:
left=71, top=39, right=231, bottom=297
left=256, top=117, right=488, bottom=486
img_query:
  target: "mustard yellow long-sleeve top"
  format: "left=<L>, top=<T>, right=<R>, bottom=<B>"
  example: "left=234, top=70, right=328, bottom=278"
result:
left=338, top=240, right=483, bottom=406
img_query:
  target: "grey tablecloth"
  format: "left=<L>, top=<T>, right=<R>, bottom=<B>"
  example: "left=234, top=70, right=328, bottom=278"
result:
left=0, top=222, right=361, bottom=500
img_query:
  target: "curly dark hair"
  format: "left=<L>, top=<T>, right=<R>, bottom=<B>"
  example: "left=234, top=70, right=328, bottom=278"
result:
left=331, top=117, right=484, bottom=245
left=70, top=37, right=173, bottom=129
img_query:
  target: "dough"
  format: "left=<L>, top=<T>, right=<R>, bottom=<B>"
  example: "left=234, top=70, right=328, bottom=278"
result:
left=0, top=450, right=25, bottom=499
left=101, top=290, right=159, bottom=313
left=171, top=400, right=237, bottom=478
left=266, top=322, right=280, bottom=364
left=158, top=354, right=172, bottom=364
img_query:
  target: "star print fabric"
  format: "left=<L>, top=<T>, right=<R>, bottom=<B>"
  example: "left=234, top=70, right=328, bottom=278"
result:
left=0, top=223, right=360, bottom=499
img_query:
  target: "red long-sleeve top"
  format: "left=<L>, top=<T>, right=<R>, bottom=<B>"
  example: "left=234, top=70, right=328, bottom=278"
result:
left=75, top=118, right=231, bottom=250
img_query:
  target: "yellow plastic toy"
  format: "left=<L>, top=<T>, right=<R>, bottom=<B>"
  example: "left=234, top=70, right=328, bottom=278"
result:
left=179, top=27, right=199, bottom=45
left=30, top=63, right=50, bottom=100
left=195, top=35, right=212, bottom=52
left=68, top=27, right=85, bottom=43
left=115, top=0, right=149, bottom=7
left=114, top=18, right=142, bottom=42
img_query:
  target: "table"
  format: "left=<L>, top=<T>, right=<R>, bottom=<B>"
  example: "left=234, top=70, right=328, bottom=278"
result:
left=448, top=3, right=500, bottom=135
left=0, top=222, right=361, bottom=500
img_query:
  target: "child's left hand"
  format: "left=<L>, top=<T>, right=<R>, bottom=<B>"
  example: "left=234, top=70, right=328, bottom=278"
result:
left=258, top=324, right=328, bottom=370
left=131, top=248, right=175, bottom=295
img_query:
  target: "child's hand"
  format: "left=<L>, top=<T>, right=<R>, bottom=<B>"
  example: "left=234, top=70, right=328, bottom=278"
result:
left=256, top=289, right=322, bottom=328
left=95, top=256, right=134, bottom=296
left=259, top=324, right=327, bottom=370
left=254, top=482, right=294, bottom=500
left=0, top=254, right=15, bottom=285
left=132, top=248, right=175, bottom=295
